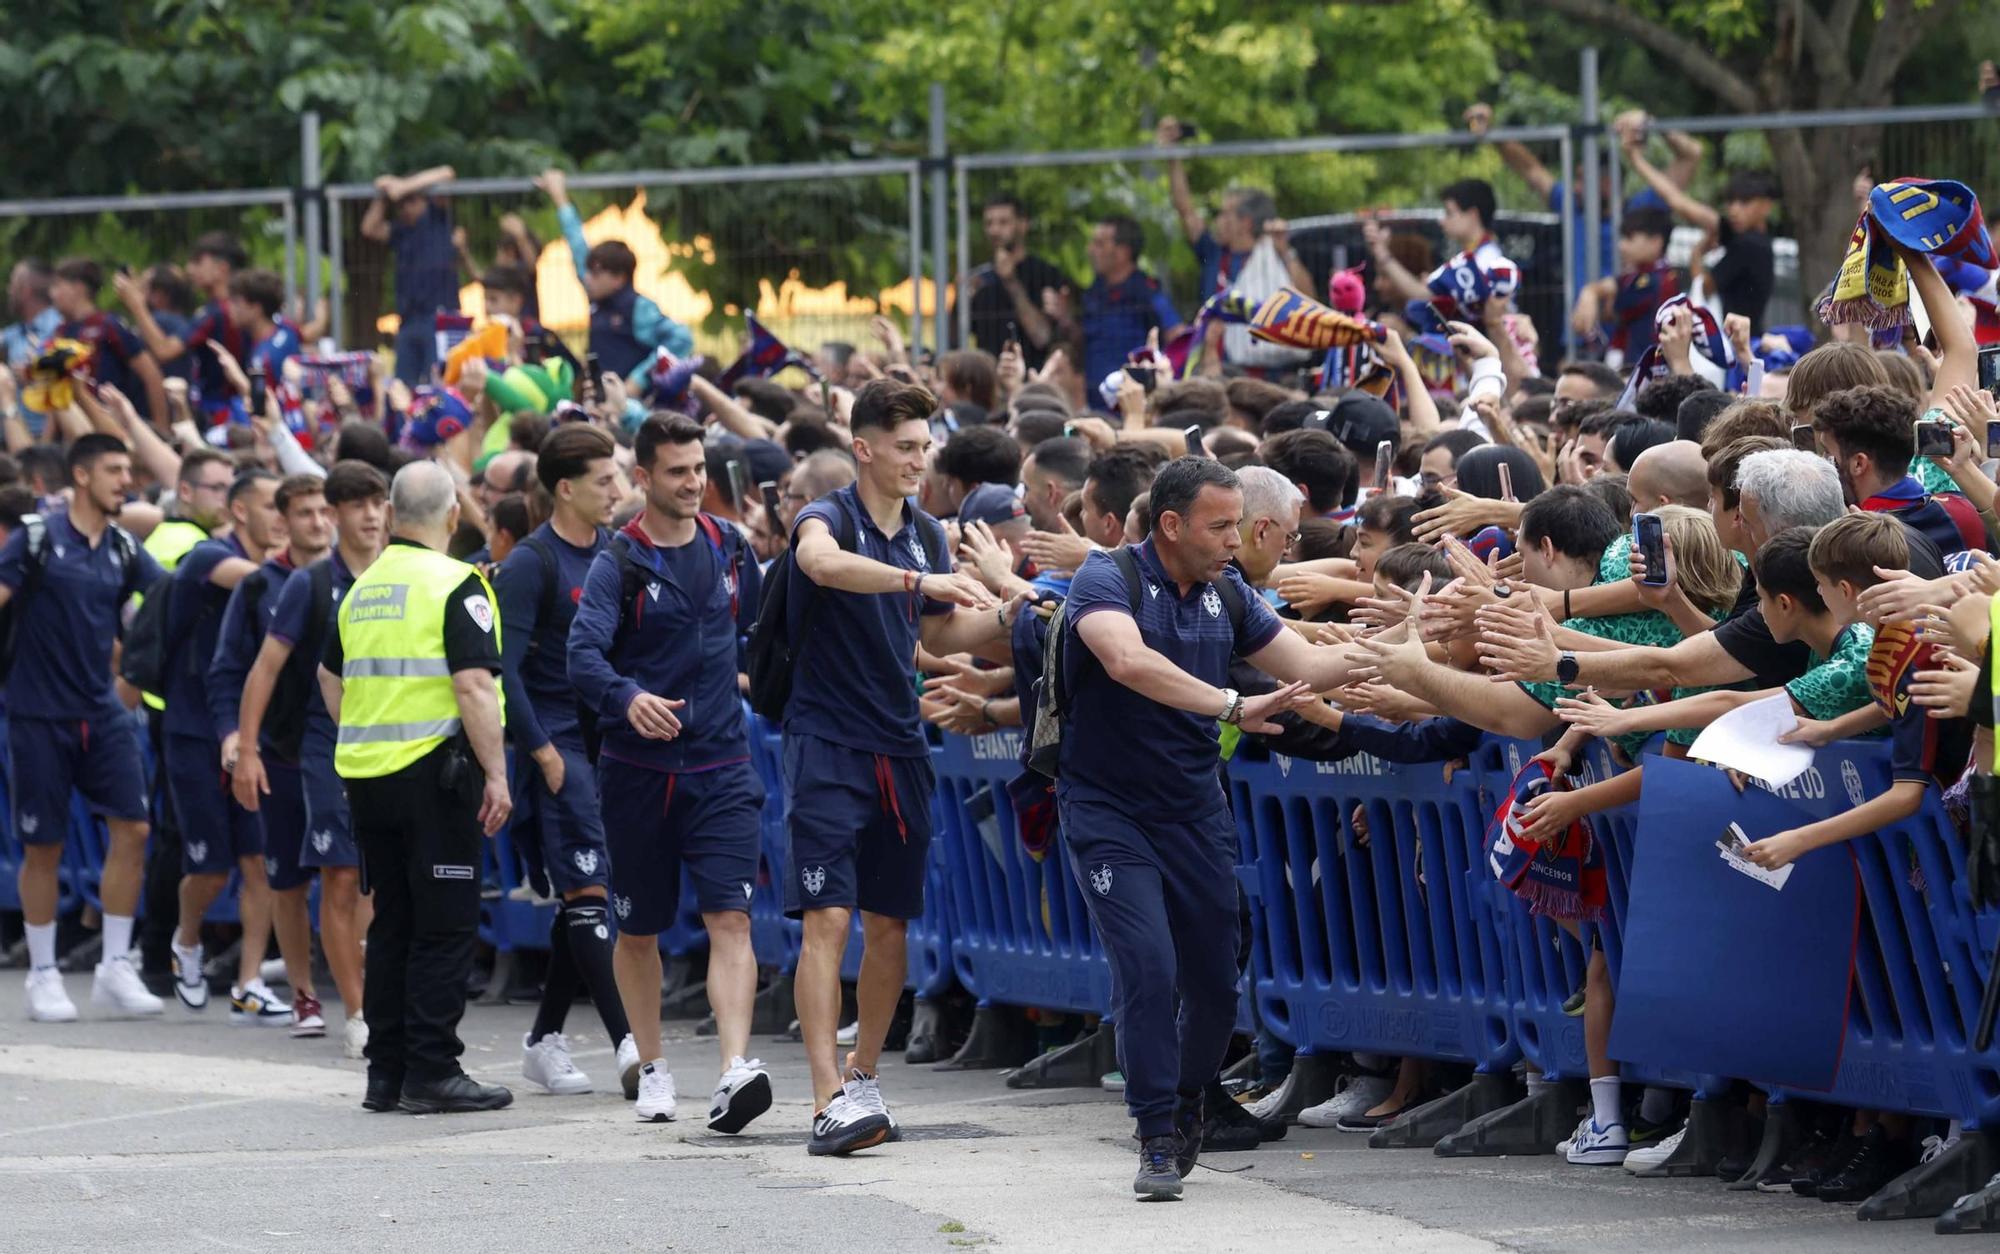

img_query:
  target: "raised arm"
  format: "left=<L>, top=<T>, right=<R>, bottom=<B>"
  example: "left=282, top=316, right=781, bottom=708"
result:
left=1155, top=117, right=1207, bottom=245
left=1075, top=608, right=1310, bottom=728
left=1621, top=138, right=1718, bottom=233
left=1465, top=104, right=1555, bottom=200
left=1898, top=240, right=1979, bottom=407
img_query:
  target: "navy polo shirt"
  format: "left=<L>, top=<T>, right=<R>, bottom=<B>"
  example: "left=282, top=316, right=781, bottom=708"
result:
left=389, top=202, right=461, bottom=322
left=1081, top=269, right=1181, bottom=406
left=784, top=485, right=952, bottom=758
left=496, top=521, right=608, bottom=753
left=268, top=549, right=357, bottom=745
left=0, top=510, right=163, bottom=721
left=163, top=534, right=250, bottom=739
left=1058, top=540, right=1281, bottom=819
left=207, top=552, right=294, bottom=742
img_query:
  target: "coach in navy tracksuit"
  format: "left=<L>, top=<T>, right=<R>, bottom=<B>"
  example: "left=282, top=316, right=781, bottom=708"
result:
left=1058, top=456, right=1358, bottom=1201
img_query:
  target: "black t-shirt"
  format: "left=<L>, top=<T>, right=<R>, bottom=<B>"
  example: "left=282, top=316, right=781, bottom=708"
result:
left=1709, top=221, right=1774, bottom=336
left=322, top=544, right=503, bottom=677
left=1712, top=562, right=1813, bottom=687
left=968, top=254, right=1072, bottom=370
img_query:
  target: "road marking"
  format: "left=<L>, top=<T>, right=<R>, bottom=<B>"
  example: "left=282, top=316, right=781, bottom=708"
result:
left=0, top=1095, right=261, bottom=1140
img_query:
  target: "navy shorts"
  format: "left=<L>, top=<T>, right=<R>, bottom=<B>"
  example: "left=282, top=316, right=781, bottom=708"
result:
left=261, top=757, right=312, bottom=891
left=164, top=733, right=264, bottom=875
left=9, top=713, right=149, bottom=844
left=601, top=757, right=762, bottom=936
left=517, top=743, right=610, bottom=896
left=782, top=733, right=933, bottom=920
left=298, top=741, right=357, bottom=870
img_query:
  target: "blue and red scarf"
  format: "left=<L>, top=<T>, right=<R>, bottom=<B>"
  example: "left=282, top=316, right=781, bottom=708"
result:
left=1486, top=760, right=1606, bottom=923
left=716, top=314, right=818, bottom=390
left=1818, top=177, right=1996, bottom=331
left=1615, top=294, right=1734, bottom=409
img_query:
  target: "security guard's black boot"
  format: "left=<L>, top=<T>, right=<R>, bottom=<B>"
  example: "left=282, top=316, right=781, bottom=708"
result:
left=399, top=1072, right=515, bottom=1114
left=362, top=1074, right=404, bottom=1113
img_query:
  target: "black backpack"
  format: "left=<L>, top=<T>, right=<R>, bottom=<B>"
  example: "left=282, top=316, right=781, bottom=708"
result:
left=261, top=559, right=337, bottom=763
left=529, top=517, right=744, bottom=759
left=0, top=514, right=57, bottom=686
left=746, top=503, right=945, bottom=722
left=1025, top=547, right=1245, bottom=779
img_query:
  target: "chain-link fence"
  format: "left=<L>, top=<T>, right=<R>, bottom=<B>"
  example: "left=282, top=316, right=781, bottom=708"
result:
left=324, top=161, right=925, bottom=372
left=0, top=189, right=298, bottom=329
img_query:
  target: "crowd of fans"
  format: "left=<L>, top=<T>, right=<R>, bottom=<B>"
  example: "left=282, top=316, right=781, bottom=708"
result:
left=2, top=90, right=2000, bottom=1206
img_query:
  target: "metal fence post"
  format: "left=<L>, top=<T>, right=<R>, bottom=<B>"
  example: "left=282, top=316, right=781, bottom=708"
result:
left=954, top=161, right=970, bottom=349
left=1560, top=131, right=1577, bottom=362
left=1580, top=47, right=1602, bottom=296
left=328, top=195, right=345, bottom=353
left=929, top=82, right=949, bottom=355
left=302, top=111, right=323, bottom=345
left=908, top=168, right=924, bottom=353
left=282, top=199, right=297, bottom=315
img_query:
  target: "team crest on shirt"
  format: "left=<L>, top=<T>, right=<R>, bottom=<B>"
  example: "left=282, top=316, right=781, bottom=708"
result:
left=1090, top=864, right=1114, bottom=896
left=265, top=857, right=279, bottom=879
left=614, top=894, right=632, bottom=920
left=311, top=829, right=333, bottom=855
left=463, top=594, right=494, bottom=633
left=908, top=531, right=928, bottom=569
left=802, top=866, right=826, bottom=896
left=187, top=840, right=208, bottom=865
left=18, top=814, right=37, bottom=836
left=1201, top=587, right=1222, bottom=618
left=573, top=849, right=600, bottom=876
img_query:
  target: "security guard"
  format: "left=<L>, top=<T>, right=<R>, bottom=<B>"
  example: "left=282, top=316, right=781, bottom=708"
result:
left=319, top=461, right=514, bottom=1114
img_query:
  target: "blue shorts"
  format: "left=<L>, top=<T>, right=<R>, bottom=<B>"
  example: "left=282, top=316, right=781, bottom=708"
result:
left=782, top=733, right=933, bottom=920
left=298, top=741, right=357, bottom=869
left=164, top=733, right=264, bottom=875
left=601, top=756, right=762, bottom=936
left=9, top=713, right=149, bottom=844
left=261, top=758, right=313, bottom=891
left=517, top=743, right=610, bottom=896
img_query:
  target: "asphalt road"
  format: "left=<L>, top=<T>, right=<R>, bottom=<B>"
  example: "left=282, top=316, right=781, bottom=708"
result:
left=0, top=989, right=1955, bottom=1253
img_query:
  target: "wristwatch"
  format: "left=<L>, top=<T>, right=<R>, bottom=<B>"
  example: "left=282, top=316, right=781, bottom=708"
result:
left=1556, top=652, right=1581, bottom=687
left=1218, top=688, right=1244, bottom=725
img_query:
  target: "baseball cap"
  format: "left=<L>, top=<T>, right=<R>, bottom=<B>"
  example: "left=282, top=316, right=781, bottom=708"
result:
left=959, top=482, right=1027, bottom=530
left=742, top=438, right=792, bottom=486
left=1327, top=392, right=1399, bottom=456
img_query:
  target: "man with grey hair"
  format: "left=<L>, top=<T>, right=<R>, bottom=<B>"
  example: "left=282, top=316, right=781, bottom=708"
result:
left=1735, top=449, right=1844, bottom=549
left=319, top=458, right=515, bottom=1115
left=1233, top=465, right=1303, bottom=586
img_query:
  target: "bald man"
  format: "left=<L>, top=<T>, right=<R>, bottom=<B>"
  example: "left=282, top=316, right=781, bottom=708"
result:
left=1626, top=441, right=1711, bottom=514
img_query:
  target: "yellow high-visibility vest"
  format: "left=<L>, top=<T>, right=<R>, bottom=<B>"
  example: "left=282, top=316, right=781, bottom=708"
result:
left=137, top=518, right=209, bottom=711
left=332, top=541, right=502, bottom=780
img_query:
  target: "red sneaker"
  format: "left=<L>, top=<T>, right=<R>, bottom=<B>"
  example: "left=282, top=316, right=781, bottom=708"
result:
left=291, top=991, right=327, bottom=1038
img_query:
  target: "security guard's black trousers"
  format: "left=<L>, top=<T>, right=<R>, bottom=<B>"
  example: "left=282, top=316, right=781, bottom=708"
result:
left=350, top=744, right=484, bottom=1085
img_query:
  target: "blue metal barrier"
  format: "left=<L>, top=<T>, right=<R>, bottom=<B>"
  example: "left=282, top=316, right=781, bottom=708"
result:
left=931, top=729, right=1111, bottom=1016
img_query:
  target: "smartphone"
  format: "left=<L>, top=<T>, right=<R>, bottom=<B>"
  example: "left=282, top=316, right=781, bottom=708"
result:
left=1427, top=299, right=1456, bottom=332
left=1124, top=364, right=1156, bottom=392
left=248, top=364, right=267, bottom=418
left=584, top=351, right=604, bottom=404
left=724, top=458, right=751, bottom=515
left=1634, top=511, right=1668, bottom=586
left=1789, top=423, right=1817, bottom=453
left=1915, top=419, right=1955, bottom=458
left=1005, top=320, right=1020, bottom=351
left=1497, top=461, right=1515, bottom=503
left=1987, top=420, right=2000, bottom=462
left=1372, top=439, right=1394, bottom=491
left=759, top=479, right=783, bottom=520
left=1978, top=343, right=2000, bottom=396
left=1182, top=425, right=1205, bottom=456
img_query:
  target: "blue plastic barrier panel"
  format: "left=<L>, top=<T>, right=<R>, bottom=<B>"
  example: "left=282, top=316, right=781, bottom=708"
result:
left=1609, top=754, right=1858, bottom=1092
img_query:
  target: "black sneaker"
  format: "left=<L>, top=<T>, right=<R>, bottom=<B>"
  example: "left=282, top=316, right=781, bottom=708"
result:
left=1202, top=1079, right=1284, bottom=1148
left=1817, top=1127, right=1913, bottom=1203
left=806, top=1093, right=890, bottom=1157
left=1767, top=1126, right=1842, bottom=1195
left=1173, top=1091, right=1205, bottom=1178
left=1629, top=1113, right=1683, bottom=1147
left=362, top=1074, right=404, bottom=1113
left=1135, top=1135, right=1183, bottom=1201
left=398, top=1073, right=515, bottom=1114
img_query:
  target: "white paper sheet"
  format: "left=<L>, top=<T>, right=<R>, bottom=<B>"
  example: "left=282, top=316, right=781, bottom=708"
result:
left=1687, top=692, right=1815, bottom=791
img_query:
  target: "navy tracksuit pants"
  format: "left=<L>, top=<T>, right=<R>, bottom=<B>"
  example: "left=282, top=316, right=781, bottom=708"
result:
left=1057, top=789, right=1240, bottom=1138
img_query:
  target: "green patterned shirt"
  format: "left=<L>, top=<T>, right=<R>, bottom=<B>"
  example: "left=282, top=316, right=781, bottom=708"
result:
left=1785, top=621, right=1878, bottom=720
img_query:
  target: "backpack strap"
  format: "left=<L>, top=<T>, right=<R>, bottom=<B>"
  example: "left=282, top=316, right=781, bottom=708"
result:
left=1111, top=546, right=1143, bottom=617
left=298, top=558, right=336, bottom=669
left=790, top=499, right=855, bottom=671
left=517, top=532, right=561, bottom=653
left=1213, top=570, right=1250, bottom=648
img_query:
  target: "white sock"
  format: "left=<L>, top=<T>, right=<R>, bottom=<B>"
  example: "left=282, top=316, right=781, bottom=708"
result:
left=1640, top=1086, right=1674, bottom=1124
left=25, top=922, right=57, bottom=970
left=1590, top=1076, right=1622, bottom=1127
left=101, top=914, right=134, bottom=961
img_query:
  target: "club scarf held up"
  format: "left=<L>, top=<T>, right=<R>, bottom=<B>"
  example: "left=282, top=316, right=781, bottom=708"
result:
left=1817, top=177, right=1996, bottom=332
left=716, top=313, right=820, bottom=390
left=1486, top=759, right=1607, bottom=923
left=1615, top=293, right=1734, bottom=409
left=1173, top=287, right=1385, bottom=379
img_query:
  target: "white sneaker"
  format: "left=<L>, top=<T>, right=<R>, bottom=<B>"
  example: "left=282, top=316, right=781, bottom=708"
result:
left=1921, top=1133, right=1959, bottom=1165
left=708, top=1056, right=773, bottom=1134
left=835, top=1020, right=858, bottom=1047
left=229, top=979, right=291, bottom=1027
left=1624, top=1126, right=1685, bottom=1173
left=635, top=1061, right=677, bottom=1122
left=171, top=943, right=208, bottom=1010
left=1297, top=1073, right=1393, bottom=1128
left=259, top=958, right=289, bottom=987
left=25, top=968, right=78, bottom=1023
left=522, top=1032, right=592, bottom=1095
left=617, top=1034, right=641, bottom=1100
left=808, top=1092, right=890, bottom=1156
left=91, top=956, right=164, bottom=1017
left=844, top=1067, right=898, bottom=1141
left=344, top=1015, right=369, bottom=1060
left=1246, top=1071, right=1296, bottom=1122
left=1565, top=1117, right=1629, bottom=1165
